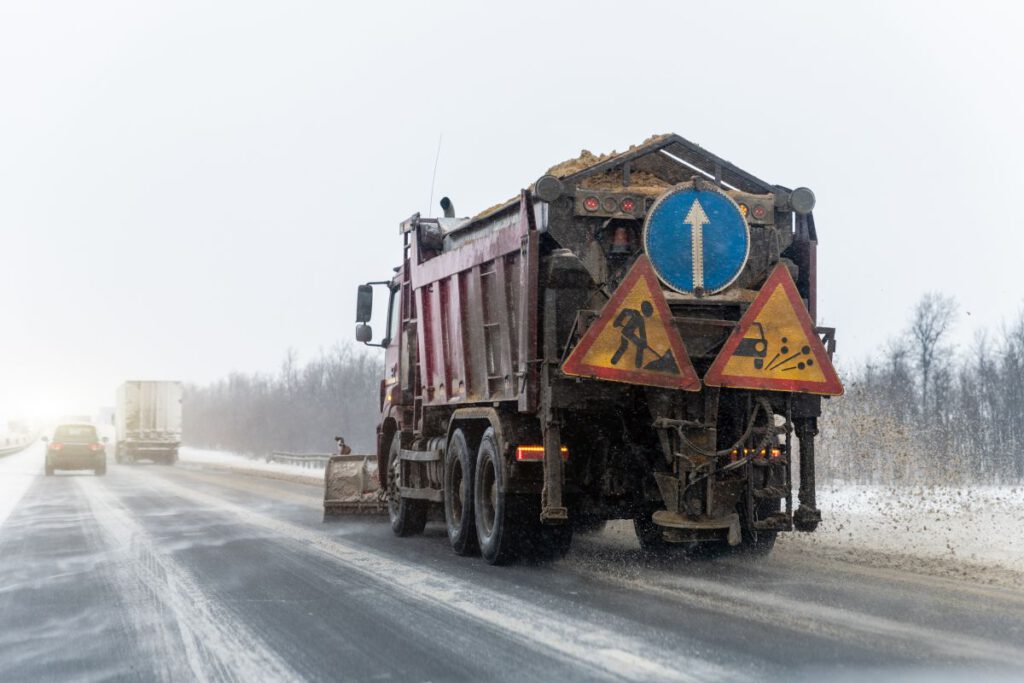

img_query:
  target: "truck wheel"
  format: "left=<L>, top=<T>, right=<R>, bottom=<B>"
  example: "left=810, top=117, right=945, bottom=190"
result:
left=474, top=427, right=523, bottom=565
left=692, top=500, right=779, bottom=558
left=386, top=433, right=427, bottom=537
left=96, top=464, right=107, bottom=476
left=729, top=499, right=779, bottom=556
left=735, top=531, right=777, bottom=556
left=634, top=507, right=671, bottom=553
left=691, top=532, right=777, bottom=559
left=443, top=429, right=478, bottom=556
left=572, top=518, right=608, bottom=535
left=513, top=495, right=572, bottom=561
left=536, top=519, right=573, bottom=560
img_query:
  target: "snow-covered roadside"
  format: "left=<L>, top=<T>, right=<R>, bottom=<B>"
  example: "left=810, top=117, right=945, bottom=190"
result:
left=179, top=447, right=326, bottom=486
left=0, top=443, right=42, bottom=528
left=778, top=484, right=1024, bottom=585
left=178, top=448, right=1024, bottom=587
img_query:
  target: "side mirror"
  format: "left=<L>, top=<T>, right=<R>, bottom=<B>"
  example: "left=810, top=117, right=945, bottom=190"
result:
left=102, top=437, right=109, bottom=444
left=356, top=284, right=374, bottom=323
left=41, top=436, right=48, bottom=443
left=355, top=323, right=373, bottom=343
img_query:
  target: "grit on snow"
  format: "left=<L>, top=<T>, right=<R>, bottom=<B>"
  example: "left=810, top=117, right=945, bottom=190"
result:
left=778, top=485, right=1024, bottom=585
left=168, top=448, right=1024, bottom=587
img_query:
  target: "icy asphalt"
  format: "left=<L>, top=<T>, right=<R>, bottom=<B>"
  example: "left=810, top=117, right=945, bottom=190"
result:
left=1, top=443, right=1022, bottom=683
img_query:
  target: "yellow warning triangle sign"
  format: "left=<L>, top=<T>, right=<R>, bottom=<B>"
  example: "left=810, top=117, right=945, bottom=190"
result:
left=562, top=255, right=700, bottom=391
left=704, top=263, right=843, bottom=395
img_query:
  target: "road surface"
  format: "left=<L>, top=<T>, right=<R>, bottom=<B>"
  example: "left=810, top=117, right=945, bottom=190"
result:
left=1, top=443, right=1022, bottom=682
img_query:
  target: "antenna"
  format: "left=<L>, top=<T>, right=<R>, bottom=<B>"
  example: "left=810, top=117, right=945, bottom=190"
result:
left=427, top=133, right=443, bottom=217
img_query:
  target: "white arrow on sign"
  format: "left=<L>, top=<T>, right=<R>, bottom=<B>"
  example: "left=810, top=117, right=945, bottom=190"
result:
left=684, top=199, right=709, bottom=290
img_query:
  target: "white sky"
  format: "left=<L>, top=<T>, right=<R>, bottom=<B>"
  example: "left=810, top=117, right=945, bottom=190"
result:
left=2, top=0, right=1022, bottom=418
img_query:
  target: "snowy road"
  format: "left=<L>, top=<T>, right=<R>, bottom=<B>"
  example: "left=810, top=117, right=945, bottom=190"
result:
left=2, top=444, right=1023, bottom=682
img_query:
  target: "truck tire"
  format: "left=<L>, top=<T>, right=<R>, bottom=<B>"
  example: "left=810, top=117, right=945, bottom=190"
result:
left=95, top=463, right=107, bottom=476
left=689, top=500, right=779, bottom=559
left=443, top=429, right=478, bottom=556
left=572, top=518, right=608, bottom=535
left=514, top=495, right=573, bottom=561
left=633, top=506, right=674, bottom=554
left=386, top=433, right=427, bottom=537
left=474, top=427, right=523, bottom=565
left=535, top=517, right=573, bottom=560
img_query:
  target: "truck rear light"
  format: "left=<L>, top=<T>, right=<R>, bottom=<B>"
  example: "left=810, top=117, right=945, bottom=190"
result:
left=583, top=196, right=599, bottom=211
left=737, top=203, right=749, bottom=218
left=751, top=204, right=768, bottom=220
left=89, top=443, right=102, bottom=451
left=728, top=447, right=783, bottom=461
left=515, top=445, right=569, bottom=462
left=50, top=442, right=63, bottom=451
left=620, top=197, right=636, bottom=213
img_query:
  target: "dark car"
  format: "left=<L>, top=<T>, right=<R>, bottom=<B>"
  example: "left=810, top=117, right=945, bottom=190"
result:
left=43, top=423, right=107, bottom=476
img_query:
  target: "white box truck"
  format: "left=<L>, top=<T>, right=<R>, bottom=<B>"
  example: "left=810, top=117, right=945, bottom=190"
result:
left=115, top=381, right=183, bottom=465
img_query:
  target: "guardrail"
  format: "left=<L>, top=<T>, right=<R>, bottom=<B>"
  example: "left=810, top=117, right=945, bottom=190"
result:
left=266, top=452, right=332, bottom=468
left=0, top=440, right=34, bottom=458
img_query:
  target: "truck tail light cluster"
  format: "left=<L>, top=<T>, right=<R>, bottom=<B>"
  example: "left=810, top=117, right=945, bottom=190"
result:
left=576, top=190, right=645, bottom=218
left=727, top=190, right=775, bottom=224
left=515, top=445, right=569, bottom=462
left=89, top=443, right=103, bottom=451
left=50, top=442, right=63, bottom=451
left=728, top=446, right=782, bottom=461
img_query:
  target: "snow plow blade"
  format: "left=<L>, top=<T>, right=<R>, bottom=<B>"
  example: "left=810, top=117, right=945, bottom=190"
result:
left=322, top=454, right=385, bottom=519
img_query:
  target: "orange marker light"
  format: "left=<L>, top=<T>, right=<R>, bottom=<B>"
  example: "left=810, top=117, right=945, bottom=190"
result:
left=515, top=445, right=569, bottom=462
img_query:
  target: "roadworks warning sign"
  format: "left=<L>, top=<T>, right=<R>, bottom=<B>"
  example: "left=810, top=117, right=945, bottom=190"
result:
left=704, top=263, right=843, bottom=395
left=562, top=255, right=700, bottom=391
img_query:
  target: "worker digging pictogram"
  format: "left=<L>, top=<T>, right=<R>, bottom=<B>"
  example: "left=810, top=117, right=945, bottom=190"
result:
left=610, top=301, right=680, bottom=373
left=562, top=255, right=700, bottom=391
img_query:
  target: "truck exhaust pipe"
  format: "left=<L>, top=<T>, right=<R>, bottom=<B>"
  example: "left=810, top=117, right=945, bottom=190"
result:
left=440, top=196, right=455, bottom=218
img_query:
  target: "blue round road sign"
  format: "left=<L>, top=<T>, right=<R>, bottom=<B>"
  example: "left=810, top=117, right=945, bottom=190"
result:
left=643, top=187, right=750, bottom=294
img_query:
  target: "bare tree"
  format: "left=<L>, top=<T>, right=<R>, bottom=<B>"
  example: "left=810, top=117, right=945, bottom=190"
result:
left=183, top=345, right=382, bottom=455
left=908, top=293, right=958, bottom=417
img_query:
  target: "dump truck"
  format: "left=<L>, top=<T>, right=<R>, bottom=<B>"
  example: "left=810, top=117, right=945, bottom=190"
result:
left=115, top=381, right=183, bottom=465
left=324, top=133, right=842, bottom=564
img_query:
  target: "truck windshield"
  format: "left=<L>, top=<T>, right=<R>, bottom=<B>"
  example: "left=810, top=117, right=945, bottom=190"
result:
left=53, top=425, right=98, bottom=442
left=387, top=288, right=400, bottom=343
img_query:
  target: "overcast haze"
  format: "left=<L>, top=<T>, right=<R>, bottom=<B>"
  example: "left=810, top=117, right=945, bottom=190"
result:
left=2, top=0, right=1022, bottom=418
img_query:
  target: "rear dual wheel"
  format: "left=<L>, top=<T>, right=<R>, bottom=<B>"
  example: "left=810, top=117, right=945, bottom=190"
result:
left=474, top=428, right=572, bottom=565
